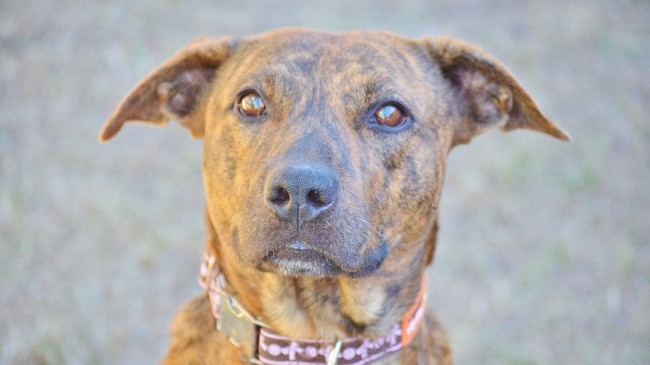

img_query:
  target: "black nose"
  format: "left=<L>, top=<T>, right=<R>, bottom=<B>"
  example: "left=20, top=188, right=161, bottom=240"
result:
left=265, top=163, right=338, bottom=223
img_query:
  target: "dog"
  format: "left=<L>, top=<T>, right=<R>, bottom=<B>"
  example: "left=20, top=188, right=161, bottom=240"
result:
left=100, top=28, right=569, bottom=365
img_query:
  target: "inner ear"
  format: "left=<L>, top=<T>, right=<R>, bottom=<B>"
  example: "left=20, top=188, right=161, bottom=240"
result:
left=157, top=67, right=218, bottom=136
left=158, top=67, right=217, bottom=120
left=99, top=37, right=235, bottom=142
left=447, top=65, right=514, bottom=130
left=424, top=36, right=570, bottom=146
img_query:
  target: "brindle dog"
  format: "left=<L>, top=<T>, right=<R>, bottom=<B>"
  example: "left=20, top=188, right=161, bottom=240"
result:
left=100, top=28, right=569, bottom=365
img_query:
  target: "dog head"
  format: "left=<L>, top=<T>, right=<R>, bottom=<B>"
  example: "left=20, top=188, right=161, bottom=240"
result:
left=101, top=29, right=569, bottom=278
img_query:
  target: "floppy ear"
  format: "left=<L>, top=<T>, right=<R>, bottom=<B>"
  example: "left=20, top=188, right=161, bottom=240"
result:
left=424, top=37, right=570, bottom=146
left=99, top=37, right=235, bottom=141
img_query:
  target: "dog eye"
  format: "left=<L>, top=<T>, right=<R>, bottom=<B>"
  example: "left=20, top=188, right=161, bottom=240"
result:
left=373, top=103, right=407, bottom=128
left=238, top=91, right=267, bottom=117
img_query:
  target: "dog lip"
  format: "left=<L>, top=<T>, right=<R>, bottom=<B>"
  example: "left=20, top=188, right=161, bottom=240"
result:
left=263, top=244, right=331, bottom=266
left=261, top=245, right=342, bottom=276
left=259, top=240, right=386, bottom=277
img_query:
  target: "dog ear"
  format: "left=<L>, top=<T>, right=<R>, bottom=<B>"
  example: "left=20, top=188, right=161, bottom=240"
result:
left=99, top=37, right=235, bottom=142
left=425, top=37, right=570, bottom=146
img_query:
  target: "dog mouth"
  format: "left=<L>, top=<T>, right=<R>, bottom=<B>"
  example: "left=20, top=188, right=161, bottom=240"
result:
left=259, top=241, right=342, bottom=277
left=258, top=240, right=387, bottom=278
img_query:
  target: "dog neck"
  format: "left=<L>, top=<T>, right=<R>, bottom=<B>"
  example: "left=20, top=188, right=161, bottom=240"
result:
left=200, top=250, right=427, bottom=364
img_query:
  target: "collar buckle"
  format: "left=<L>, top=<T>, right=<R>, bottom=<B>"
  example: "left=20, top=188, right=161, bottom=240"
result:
left=216, top=289, right=258, bottom=356
left=200, top=252, right=268, bottom=361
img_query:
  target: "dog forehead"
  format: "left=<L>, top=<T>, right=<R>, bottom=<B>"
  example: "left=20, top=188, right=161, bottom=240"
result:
left=255, top=28, right=412, bottom=52
left=234, top=29, right=425, bottom=79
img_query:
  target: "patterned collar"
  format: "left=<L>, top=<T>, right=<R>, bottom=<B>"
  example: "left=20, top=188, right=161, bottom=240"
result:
left=199, top=252, right=426, bottom=365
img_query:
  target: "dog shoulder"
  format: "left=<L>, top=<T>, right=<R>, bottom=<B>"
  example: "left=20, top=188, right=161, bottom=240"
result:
left=160, top=295, right=243, bottom=365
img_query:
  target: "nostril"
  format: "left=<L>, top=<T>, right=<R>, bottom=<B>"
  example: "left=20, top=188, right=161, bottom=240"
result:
left=306, top=189, right=329, bottom=208
left=269, top=186, right=290, bottom=206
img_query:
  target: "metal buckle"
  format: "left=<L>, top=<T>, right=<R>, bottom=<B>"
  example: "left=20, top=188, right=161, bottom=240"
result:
left=203, top=253, right=269, bottom=363
left=216, top=290, right=257, bottom=357
left=216, top=286, right=270, bottom=362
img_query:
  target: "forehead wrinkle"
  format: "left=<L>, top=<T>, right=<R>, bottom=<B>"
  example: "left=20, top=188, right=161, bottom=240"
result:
left=317, top=41, right=421, bottom=106
left=333, top=70, right=419, bottom=119
left=229, top=38, right=320, bottom=91
left=250, top=62, right=312, bottom=113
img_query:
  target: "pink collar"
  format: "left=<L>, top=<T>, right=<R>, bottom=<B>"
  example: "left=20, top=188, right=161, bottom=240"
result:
left=199, top=252, right=426, bottom=365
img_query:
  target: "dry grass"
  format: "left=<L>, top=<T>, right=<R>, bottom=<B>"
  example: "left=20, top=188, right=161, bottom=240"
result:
left=1, top=0, right=648, bottom=364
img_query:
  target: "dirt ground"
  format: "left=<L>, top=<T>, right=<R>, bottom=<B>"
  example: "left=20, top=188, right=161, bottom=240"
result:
left=1, top=0, right=648, bottom=364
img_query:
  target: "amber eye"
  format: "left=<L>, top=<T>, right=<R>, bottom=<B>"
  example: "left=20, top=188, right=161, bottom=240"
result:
left=238, top=91, right=266, bottom=117
left=373, top=103, right=407, bottom=128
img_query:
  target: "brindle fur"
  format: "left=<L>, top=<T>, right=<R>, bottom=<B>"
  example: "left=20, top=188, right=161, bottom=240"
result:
left=101, top=28, right=569, bottom=365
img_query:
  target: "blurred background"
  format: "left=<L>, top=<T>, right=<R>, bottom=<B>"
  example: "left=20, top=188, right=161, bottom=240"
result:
left=1, top=0, right=648, bottom=364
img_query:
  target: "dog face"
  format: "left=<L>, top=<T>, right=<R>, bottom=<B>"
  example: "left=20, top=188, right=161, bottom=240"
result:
left=202, top=31, right=451, bottom=277
left=100, top=29, right=569, bottom=279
